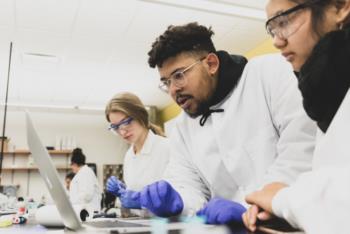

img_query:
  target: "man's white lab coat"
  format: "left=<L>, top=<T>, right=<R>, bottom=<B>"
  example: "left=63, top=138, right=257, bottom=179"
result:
left=163, top=54, right=317, bottom=215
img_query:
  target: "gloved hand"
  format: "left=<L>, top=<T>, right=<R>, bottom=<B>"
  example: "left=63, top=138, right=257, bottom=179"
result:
left=119, top=190, right=141, bottom=209
left=132, top=180, right=183, bottom=217
left=196, top=198, right=246, bottom=224
left=106, top=176, right=126, bottom=197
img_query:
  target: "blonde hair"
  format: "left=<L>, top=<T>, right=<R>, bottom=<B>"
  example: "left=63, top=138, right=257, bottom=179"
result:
left=105, top=92, right=165, bottom=137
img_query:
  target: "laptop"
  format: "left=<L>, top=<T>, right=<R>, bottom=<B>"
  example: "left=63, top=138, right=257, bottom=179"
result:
left=26, top=111, right=82, bottom=230
left=25, top=111, right=151, bottom=232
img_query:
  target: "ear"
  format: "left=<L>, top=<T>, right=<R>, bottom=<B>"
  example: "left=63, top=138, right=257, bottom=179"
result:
left=205, top=53, right=220, bottom=76
left=335, top=0, right=350, bottom=25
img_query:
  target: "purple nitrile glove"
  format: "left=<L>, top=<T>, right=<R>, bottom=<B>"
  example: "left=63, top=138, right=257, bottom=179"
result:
left=196, top=198, right=246, bottom=224
left=119, top=190, right=141, bottom=209
left=106, top=176, right=126, bottom=197
left=132, top=180, right=183, bottom=217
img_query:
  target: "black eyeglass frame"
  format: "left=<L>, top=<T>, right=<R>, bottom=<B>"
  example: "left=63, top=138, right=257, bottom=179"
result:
left=265, top=1, right=316, bottom=37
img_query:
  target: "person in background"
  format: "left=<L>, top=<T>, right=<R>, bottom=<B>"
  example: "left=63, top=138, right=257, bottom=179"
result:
left=125, top=22, right=316, bottom=224
left=243, top=0, right=350, bottom=233
left=70, top=148, right=101, bottom=212
left=65, top=172, right=75, bottom=191
left=105, top=92, right=170, bottom=209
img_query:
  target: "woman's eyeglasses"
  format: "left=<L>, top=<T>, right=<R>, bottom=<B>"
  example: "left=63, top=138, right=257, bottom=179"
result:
left=265, top=2, right=313, bottom=39
left=108, top=117, right=133, bottom=134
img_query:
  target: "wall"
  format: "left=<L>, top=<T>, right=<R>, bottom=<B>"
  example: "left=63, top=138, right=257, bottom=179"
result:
left=158, top=38, right=278, bottom=123
left=244, top=38, right=278, bottom=59
left=0, top=108, right=129, bottom=203
left=158, top=102, right=181, bottom=125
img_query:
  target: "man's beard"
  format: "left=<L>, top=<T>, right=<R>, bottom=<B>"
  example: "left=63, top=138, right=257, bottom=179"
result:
left=186, top=99, right=210, bottom=118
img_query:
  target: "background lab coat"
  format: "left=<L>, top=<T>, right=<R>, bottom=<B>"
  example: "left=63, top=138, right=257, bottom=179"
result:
left=163, top=54, right=317, bottom=215
left=272, top=89, right=350, bottom=234
left=70, top=165, right=101, bottom=212
left=123, top=130, right=170, bottom=191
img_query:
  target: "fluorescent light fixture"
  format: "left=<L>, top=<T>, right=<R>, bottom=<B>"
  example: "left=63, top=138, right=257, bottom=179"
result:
left=21, top=52, right=61, bottom=71
left=140, top=0, right=266, bottom=21
left=0, top=103, right=155, bottom=114
left=0, top=103, right=104, bottom=113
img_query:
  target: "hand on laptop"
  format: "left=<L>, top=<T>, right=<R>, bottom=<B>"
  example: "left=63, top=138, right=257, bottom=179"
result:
left=134, top=180, right=183, bottom=217
left=243, top=182, right=287, bottom=231
left=196, top=198, right=246, bottom=224
left=106, top=176, right=126, bottom=197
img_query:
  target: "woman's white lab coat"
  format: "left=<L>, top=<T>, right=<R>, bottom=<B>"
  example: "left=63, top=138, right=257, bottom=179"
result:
left=123, top=130, right=170, bottom=191
left=272, top=89, right=350, bottom=234
left=69, top=165, right=101, bottom=212
left=163, top=54, right=317, bottom=215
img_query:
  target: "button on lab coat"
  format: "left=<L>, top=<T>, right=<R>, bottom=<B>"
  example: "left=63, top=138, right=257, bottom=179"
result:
left=272, top=89, right=350, bottom=234
left=69, top=165, right=101, bottom=212
left=163, top=54, right=317, bottom=215
left=123, top=130, right=170, bottom=191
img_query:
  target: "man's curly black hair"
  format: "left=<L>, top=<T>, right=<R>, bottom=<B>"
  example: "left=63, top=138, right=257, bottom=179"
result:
left=148, top=22, right=216, bottom=68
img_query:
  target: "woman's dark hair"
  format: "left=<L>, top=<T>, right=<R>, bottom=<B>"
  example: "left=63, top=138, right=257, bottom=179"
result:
left=148, top=22, right=216, bottom=68
left=65, top=172, right=75, bottom=180
left=291, top=0, right=348, bottom=36
left=70, top=148, right=86, bottom=166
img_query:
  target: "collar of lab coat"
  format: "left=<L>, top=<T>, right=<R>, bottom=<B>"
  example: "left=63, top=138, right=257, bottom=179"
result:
left=298, top=24, right=350, bottom=132
left=136, top=130, right=155, bottom=156
left=78, top=165, right=89, bottom=174
left=209, top=51, right=247, bottom=107
left=198, top=51, right=247, bottom=126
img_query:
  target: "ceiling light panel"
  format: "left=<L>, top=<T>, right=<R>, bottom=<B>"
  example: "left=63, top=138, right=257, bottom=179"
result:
left=140, top=0, right=266, bottom=20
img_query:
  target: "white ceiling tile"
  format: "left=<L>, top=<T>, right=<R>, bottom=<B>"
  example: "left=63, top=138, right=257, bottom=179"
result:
left=1, top=0, right=270, bottom=110
left=73, top=0, right=138, bottom=37
left=189, top=14, right=235, bottom=39
left=15, top=0, right=79, bottom=34
left=106, top=43, right=150, bottom=68
left=60, top=57, right=105, bottom=79
left=125, top=1, right=194, bottom=44
left=0, top=0, right=15, bottom=28
left=15, top=70, right=58, bottom=101
left=14, top=29, right=70, bottom=56
left=214, top=0, right=268, bottom=10
left=65, top=35, right=115, bottom=61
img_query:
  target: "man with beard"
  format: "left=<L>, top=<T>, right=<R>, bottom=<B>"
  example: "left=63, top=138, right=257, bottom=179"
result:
left=124, top=22, right=316, bottom=225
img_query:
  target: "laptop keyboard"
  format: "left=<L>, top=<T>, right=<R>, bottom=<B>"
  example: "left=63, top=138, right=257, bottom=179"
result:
left=0, top=209, right=17, bottom=216
left=85, top=220, right=148, bottom=228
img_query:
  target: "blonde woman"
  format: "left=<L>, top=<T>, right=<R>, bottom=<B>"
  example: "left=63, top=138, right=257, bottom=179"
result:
left=105, top=92, right=170, bottom=209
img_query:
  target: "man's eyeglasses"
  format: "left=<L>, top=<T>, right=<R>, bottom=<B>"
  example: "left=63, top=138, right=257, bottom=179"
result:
left=265, top=2, right=313, bottom=39
left=108, top=117, right=133, bottom=134
left=158, top=57, right=206, bottom=93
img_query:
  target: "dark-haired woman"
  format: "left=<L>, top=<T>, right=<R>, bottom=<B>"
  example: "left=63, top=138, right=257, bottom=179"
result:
left=70, top=148, right=101, bottom=213
left=243, top=0, right=350, bottom=233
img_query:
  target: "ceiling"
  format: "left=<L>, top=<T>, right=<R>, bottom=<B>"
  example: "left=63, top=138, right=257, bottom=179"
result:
left=0, top=0, right=269, bottom=112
